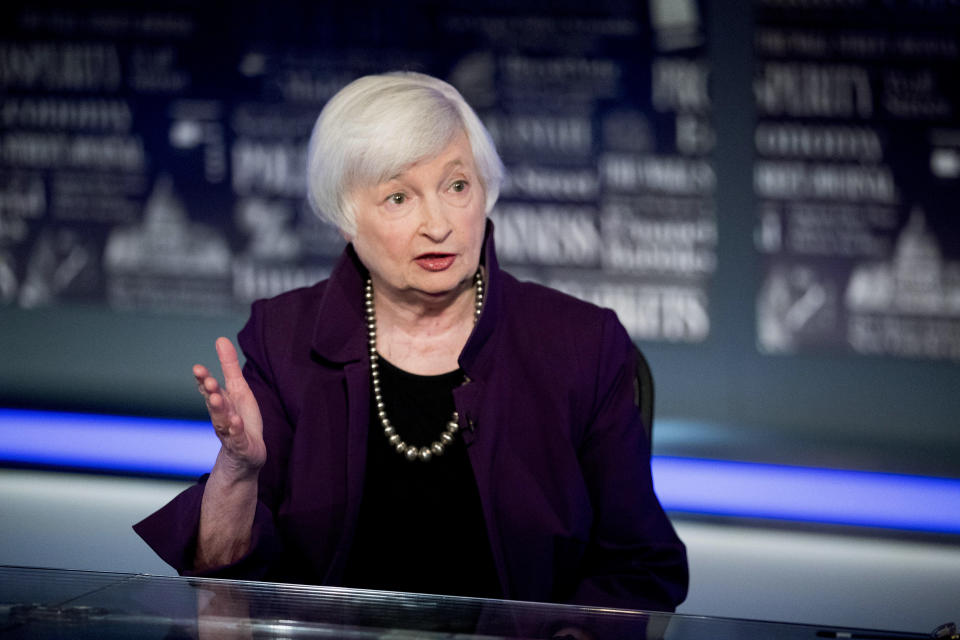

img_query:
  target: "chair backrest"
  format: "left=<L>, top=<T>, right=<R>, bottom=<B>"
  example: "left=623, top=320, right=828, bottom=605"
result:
left=633, top=345, right=655, bottom=447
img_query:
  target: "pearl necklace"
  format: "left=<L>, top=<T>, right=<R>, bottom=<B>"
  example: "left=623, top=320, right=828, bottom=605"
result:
left=365, top=270, right=484, bottom=462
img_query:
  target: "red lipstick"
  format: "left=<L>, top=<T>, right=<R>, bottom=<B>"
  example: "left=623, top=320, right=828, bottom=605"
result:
left=415, top=253, right=455, bottom=271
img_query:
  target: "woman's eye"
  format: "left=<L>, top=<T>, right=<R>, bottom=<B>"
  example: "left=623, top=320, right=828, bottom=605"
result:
left=388, top=193, right=406, bottom=205
left=450, top=180, right=467, bottom=193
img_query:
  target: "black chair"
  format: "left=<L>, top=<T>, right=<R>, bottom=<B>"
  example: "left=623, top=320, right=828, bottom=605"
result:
left=633, top=345, right=655, bottom=447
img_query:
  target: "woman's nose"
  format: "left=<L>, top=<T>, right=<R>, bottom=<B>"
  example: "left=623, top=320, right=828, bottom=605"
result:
left=419, top=197, right=452, bottom=241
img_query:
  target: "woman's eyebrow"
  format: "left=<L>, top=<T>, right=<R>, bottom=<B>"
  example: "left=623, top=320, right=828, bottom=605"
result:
left=382, top=154, right=470, bottom=187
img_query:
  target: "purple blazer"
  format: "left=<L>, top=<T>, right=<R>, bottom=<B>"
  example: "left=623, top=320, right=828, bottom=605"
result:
left=135, top=223, right=688, bottom=612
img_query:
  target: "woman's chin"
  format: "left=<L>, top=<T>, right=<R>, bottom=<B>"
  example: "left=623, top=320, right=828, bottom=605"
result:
left=409, top=272, right=474, bottom=300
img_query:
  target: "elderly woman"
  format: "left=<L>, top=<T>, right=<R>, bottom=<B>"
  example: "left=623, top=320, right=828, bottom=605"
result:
left=135, top=72, right=688, bottom=611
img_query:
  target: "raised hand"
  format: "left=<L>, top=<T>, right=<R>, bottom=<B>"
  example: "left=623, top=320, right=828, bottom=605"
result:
left=194, top=337, right=266, bottom=479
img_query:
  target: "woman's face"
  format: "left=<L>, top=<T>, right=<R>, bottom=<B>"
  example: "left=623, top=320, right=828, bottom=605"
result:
left=346, top=133, right=487, bottom=307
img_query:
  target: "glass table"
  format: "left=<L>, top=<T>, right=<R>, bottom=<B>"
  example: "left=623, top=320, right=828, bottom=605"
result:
left=0, top=565, right=940, bottom=639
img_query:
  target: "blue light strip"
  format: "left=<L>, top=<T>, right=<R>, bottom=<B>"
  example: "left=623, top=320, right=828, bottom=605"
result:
left=0, top=408, right=218, bottom=476
left=652, top=456, right=960, bottom=534
left=2, top=408, right=960, bottom=533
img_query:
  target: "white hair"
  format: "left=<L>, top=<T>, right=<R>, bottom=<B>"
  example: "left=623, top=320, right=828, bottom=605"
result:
left=306, top=71, right=504, bottom=235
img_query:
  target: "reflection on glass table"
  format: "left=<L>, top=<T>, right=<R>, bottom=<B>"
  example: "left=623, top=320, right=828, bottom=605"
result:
left=0, top=565, right=939, bottom=639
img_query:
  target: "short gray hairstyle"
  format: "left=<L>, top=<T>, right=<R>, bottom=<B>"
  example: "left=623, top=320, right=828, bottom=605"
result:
left=306, top=71, right=505, bottom=235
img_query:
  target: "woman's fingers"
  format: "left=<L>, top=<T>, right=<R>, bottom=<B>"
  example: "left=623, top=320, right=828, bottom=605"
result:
left=203, top=376, right=224, bottom=397
left=192, top=363, right=236, bottom=439
left=215, top=337, right=244, bottom=387
left=193, top=338, right=267, bottom=472
left=193, top=363, right=210, bottom=382
left=213, top=337, right=263, bottom=439
left=194, top=366, right=225, bottom=410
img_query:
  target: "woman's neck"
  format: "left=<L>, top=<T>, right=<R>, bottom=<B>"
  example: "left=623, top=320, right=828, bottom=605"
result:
left=371, top=279, right=478, bottom=375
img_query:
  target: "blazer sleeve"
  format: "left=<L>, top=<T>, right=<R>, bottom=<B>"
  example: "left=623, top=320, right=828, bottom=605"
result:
left=567, top=309, right=689, bottom=611
left=133, top=299, right=290, bottom=579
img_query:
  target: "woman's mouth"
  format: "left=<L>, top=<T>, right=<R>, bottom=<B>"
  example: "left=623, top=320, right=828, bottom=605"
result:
left=415, top=253, right=455, bottom=271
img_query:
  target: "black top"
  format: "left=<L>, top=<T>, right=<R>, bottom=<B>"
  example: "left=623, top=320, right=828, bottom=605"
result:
left=341, top=357, right=502, bottom=599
